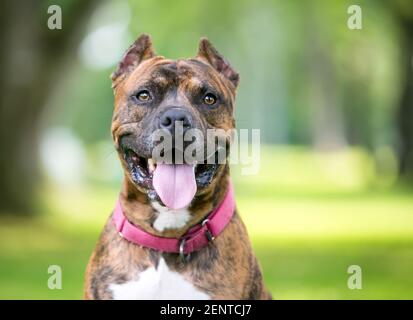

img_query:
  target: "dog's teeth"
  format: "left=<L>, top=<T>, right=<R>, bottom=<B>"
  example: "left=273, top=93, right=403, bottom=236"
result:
left=148, top=158, right=156, bottom=174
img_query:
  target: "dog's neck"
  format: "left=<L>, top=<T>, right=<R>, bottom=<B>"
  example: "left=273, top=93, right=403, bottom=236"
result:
left=118, top=165, right=230, bottom=238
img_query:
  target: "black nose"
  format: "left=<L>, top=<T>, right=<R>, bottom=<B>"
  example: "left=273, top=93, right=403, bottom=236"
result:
left=159, top=108, right=193, bottom=133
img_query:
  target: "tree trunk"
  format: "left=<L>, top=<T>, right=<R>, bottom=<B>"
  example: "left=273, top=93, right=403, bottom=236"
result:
left=0, top=0, right=97, bottom=214
left=397, top=20, right=413, bottom=180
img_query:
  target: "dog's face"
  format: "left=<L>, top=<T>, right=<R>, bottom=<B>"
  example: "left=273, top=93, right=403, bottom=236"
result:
left=111, top=35, right=239, bottom=210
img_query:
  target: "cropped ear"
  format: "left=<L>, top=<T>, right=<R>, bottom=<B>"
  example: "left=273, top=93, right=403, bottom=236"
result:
left=111, top=34, right=155, bottom=86
left=197, top=37, right=239, bottom=88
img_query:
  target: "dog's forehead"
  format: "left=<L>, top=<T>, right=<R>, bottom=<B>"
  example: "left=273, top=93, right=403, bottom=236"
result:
left=124, top=57, right=216, bottom=90
left=151, top=59, right=209, bottom=77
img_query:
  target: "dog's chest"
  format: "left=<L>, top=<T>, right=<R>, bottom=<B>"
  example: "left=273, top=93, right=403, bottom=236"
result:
left=109, top=258, right=210, bottom=300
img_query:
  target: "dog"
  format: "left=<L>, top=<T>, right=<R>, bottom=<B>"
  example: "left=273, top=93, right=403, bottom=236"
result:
left=84, top=34, right=270, bottom=300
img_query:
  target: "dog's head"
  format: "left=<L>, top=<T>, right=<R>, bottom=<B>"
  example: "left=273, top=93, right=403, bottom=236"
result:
left=111, top=34, right=239, bottom=210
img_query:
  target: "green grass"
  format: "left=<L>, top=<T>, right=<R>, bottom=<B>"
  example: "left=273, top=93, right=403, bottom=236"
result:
left=1, top=146, right=413, bottom=299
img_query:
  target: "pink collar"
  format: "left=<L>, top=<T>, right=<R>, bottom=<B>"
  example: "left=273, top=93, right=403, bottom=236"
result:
left=113, top=182, right=235, bottom=259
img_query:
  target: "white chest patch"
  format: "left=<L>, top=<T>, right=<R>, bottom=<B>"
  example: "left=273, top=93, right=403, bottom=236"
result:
left=151, top=201, right=191, bottom=232
left=109, top=258, right=210, bottom=300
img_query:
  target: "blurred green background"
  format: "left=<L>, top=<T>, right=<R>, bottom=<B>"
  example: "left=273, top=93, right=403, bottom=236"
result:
left=1, top=0, right=413, bottom=299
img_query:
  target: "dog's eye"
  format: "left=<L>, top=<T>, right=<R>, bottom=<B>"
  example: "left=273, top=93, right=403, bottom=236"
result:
left=136, top=90, right=151, bottom=102
left=203, top=93, right=217, bottom=105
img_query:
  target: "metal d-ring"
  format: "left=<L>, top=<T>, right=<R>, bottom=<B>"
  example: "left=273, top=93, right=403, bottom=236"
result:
left=202, top=219, right=215, bottom=242
left=179, top=238, right=191, bottom=263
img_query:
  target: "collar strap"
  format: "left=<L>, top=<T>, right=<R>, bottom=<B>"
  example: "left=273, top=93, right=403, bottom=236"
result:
left=113, top=181, right=235, bottom=255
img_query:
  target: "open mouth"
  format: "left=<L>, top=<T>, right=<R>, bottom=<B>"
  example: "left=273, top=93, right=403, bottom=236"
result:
left=123, top=149, right=220, bottom=209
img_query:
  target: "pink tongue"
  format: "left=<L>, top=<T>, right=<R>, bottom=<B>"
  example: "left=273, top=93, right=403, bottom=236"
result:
left=153, top=164, right=197, bottom=210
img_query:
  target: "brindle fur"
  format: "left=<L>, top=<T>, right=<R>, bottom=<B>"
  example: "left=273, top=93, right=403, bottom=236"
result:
left=84, top=34, right=271, bottom=300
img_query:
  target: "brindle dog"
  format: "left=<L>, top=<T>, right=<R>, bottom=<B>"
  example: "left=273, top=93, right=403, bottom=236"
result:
left=84, top=34, right=270, bottom=300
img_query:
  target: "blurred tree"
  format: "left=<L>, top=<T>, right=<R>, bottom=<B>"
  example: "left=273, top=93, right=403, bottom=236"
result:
left=0, top=0, right=98, bottom=214
left=390, top=0, right=413, bottom=181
